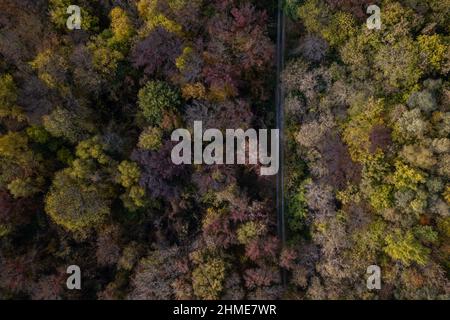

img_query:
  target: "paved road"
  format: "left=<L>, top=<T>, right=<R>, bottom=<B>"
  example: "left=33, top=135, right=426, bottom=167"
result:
left=276, top=0, right=286, bottom=286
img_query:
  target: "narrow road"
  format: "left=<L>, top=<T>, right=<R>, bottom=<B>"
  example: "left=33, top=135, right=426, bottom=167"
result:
left=276, top=0, right=286, bottom=286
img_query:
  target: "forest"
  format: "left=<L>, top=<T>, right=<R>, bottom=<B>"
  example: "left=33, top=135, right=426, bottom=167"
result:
left=0, top=0, right=449, bottom=300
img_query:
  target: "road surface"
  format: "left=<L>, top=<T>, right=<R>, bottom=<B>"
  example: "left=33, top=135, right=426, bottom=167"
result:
left=276, top=0, right=286, bottom=286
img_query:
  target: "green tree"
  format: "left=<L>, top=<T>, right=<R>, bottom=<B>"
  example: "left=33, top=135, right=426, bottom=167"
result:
left=43, top=107, right=95, bottom=144
left=109, top=7, right=135, bottom=47
left=192, top=253, right=227, bottom=300
left=391, top=161, right=426, bottom=191
left=369, top=184, right=394, bottom=211
left=138, top=81, right=181, bottom=126
left=340, top=31, right=381, bottom=80
left=374, top=37, right=422, bottom=89
left=322, top=11, right=357, bottom=47
left=48, top=0, right=99, bottom=31
left=0, top=74, right=25, bottom=120
left=117, top=161, right=141, bottom=189
left=44, top=135, right=117, bottom=234
left=138, top=127, right=163, bottom=150
left=284, top=0, right=302, bottom=19
left=414, top=226, right=439, bottom=245
left=287, top=183, right=308, bottom=234
left=7, top=177, right=42, bottom=199
left=0, top=132, right=44, bottom=198
left=117, top=161, right=146, bottom=211
left=45, top=168, right=111, bottom=235
left=87, top=7, right=134, bottom=76
left=297, top=0, right=330, bottom=36
left=26, top=126, right=51, bottom=144
left=418, top=34, right=448, bottom=71
left=343, top=98, right=385, bottom=162
left=121, top=185, right=147, bottom=211
left=237, top=221, right=266, bottom=245
left=384, top=229, right=430, bottom=266
left=88, top=37, right=124, bottom=76
left=29, top=48, right=69, bottom=92
left=76, top=136, right=110, bottom=165
left=351, top=219, right=386, bottom=262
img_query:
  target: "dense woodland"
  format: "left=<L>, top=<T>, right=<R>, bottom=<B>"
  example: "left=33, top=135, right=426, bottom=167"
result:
left=0, top=0, right=449, bottom=300
left=283, top=0, right=449, bottom=299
